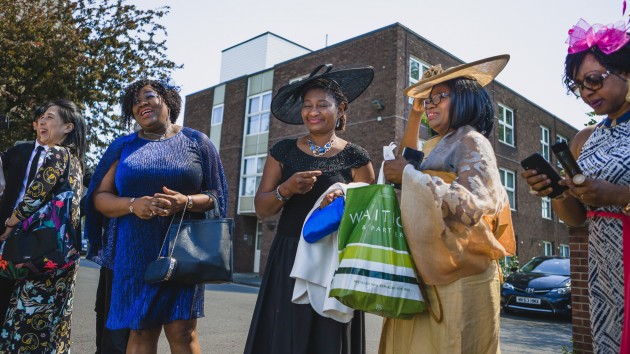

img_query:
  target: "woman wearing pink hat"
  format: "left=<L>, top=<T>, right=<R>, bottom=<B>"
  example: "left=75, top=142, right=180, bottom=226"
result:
left=523, top=18, right=630, bottom=353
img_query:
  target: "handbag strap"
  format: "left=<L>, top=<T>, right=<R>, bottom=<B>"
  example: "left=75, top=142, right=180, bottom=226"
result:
left=154, top=192, right=223, bottom=260
left=156, top=208, right=187, bottom=260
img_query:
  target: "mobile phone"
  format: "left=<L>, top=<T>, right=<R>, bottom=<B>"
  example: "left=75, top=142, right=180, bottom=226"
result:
left=520, top=153, right=568, bottom=198
left=551, top=141, right=585, bottom=185
left=402, top=147, right=424, bottom=170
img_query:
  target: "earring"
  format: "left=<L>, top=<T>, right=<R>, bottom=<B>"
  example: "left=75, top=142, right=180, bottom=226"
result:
left=626, top=81, right=630, bottom=102
left=336, top=119, right=341, bottom=128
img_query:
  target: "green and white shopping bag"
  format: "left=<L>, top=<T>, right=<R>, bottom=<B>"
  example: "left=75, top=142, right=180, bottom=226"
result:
left=329, top=184, right=425, bottom=319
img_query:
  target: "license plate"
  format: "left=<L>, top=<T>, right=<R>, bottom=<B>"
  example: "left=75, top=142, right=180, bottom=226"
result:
left=516, top=296, right=541, bottom=305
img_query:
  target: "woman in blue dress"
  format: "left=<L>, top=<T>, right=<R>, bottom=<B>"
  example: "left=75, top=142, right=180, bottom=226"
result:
left=85, top=79, right=227, bottom=354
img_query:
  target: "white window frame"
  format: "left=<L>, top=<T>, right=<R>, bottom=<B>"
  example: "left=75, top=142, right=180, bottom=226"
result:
left=499, top=168, right=516, bottom=210
left=211, top=104, right=224, bottom=125
left=409, top=57, right=430, bottom=104
left=542, top=196, right=552, bottom=220
left=409, top=57, right=430, bottom=85
left=245, top=92, right=272, bottom=136
left=240, top=154, right=267, bottom=197
left=559, top=244, right=570, bottom=258
left=543, top=241, right=554, bottom=256
left=540, top=126, right=550, bottom=161
left=497, top=104, right=514, bottom=147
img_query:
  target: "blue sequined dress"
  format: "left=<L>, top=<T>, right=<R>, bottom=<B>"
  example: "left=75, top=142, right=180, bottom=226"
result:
left=85, top=128, right=227, bottom=330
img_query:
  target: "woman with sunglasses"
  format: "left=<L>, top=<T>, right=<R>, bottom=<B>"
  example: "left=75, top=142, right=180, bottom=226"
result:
left=85, top=79, right=228, bottom=354
left=381, top=55, right=515, bottom=354
left=522, top=20, right=630, bottom=353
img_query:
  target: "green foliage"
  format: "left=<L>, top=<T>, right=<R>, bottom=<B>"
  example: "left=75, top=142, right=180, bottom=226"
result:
left=584, top=111, right=597, bottom=126
left=0, top=0, right=181, bottom=167
left=499, top=255, right=519, bottom=277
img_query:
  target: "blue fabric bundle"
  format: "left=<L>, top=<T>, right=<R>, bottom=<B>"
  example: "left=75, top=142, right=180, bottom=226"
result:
left=303, top=197, right=345, bottom=243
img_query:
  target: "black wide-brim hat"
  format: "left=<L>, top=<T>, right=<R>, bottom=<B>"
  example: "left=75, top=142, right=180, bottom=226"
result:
left=271, top=64, right=375, bottom=125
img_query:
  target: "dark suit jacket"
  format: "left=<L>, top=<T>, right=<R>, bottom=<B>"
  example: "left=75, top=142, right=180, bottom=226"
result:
left=0, top=141, right=35, bottom=234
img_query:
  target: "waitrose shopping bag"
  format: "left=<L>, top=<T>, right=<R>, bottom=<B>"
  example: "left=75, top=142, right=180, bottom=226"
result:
left=329, top=184, right=425, bottom=319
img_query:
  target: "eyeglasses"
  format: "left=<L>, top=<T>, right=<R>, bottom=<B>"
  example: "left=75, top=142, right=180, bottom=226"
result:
left=423, top=92, right=450, bottom=110
left=133, top=91, right=160, bottom=106
left=568, top=70, right=611, bottom=96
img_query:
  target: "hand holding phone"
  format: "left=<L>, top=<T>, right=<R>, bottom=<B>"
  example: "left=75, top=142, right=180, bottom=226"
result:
left=402, top=147, right=424, bottom=171
left=520, top=153, right=568, bottom=199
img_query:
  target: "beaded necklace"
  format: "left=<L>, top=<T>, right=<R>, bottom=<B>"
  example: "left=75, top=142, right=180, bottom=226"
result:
left=307, top=138, right=335, bottom=156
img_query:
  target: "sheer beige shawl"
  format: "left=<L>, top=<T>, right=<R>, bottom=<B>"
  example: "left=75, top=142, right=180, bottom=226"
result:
left=401, top=126, right=515, bottom=285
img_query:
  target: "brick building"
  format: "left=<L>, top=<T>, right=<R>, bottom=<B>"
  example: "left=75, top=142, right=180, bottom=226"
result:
left=184, top=22, right=588, bottom=349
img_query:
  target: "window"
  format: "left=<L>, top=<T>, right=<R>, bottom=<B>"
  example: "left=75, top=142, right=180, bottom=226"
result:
left=499, top=168, right=516, bottom=210
left=542, top=196, right=552, bottom=219
left=211, top=105, right=224, bottom=125
left=543, top=241, right=554, bottom=256
left=497, top=104, right=514, bottom=146
left=409, top=58, right=430, bottom=104
left=559, top=244, right=570, bottom=258
left=246, top=92, right=271, bottom=135
left=409, top=57, right=430, bottom=84
left=240, top=155, right=266, bottom=196
left=540, top=126, right=550, bottom=161
left=555, top=135, right=568, bottom=168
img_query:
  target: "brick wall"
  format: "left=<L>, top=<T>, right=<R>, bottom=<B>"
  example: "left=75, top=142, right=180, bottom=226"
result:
left=183, top=23, right=580, bottom=285
left=570, top=226, right=593, bottom=353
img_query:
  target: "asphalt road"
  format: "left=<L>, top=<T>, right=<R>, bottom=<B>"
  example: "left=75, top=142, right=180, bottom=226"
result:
left=70, top=260, right=572, bottom=353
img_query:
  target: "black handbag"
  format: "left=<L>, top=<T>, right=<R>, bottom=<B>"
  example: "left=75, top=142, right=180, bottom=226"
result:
left=1, top=150, right=75, bottom=279
left=2, top=226, right=59, bottom=264
left=144, top=195, right=233, bottom=285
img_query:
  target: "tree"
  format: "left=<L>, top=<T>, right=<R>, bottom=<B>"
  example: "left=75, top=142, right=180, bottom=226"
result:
left=0, top=0, right=181, bottom=167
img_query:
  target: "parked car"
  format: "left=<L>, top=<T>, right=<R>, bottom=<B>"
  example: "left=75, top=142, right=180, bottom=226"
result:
left=501, top=256, right=571, bottom=317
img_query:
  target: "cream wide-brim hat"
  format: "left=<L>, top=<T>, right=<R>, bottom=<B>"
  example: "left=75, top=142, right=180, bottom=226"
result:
left=403, top=54, right=510, bottom=98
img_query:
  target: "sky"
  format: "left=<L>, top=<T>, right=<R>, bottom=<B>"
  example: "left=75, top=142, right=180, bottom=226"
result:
left=128, top=0, right=627, bottom=130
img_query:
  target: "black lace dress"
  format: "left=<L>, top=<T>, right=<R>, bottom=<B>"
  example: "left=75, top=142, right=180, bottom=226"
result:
left=244, top=138, right=370, bottom=354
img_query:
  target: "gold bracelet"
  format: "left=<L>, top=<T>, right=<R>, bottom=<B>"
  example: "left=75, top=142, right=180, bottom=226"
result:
left=186, top=195, right=194, bottom=209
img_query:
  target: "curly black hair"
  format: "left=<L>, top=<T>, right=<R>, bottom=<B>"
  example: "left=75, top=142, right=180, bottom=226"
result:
left=120, top=79, right=182, bottom=128
left=564, top=35, right=630, bottom=93
left=299, top=78, right=349, bottom=131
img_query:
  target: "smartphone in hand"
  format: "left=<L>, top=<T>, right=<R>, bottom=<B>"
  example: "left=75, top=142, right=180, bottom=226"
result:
left=402, top=147, right=424, bottom=171
left=520, top=153, right=568, bottom=199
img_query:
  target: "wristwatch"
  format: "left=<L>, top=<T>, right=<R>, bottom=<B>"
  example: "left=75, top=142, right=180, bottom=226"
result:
left=275, top=185, right=290, bottom=202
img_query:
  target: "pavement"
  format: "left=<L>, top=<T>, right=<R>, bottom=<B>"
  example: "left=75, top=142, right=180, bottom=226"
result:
left=69, top=260, right=571, bottom=353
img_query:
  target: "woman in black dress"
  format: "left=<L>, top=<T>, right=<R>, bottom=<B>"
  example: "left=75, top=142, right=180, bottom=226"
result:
left=244, top=64, right=375, bottom=354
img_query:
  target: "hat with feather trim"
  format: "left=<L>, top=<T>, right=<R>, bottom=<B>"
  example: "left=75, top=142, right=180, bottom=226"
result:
left=404, top=54, right=510, bottom=98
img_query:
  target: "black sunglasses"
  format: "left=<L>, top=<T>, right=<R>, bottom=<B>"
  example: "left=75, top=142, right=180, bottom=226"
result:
left=568, top=70, right=612, bottom=96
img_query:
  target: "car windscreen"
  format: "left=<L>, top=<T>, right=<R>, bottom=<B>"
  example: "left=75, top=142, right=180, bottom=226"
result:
left=520, top=258, right=570, bottom=276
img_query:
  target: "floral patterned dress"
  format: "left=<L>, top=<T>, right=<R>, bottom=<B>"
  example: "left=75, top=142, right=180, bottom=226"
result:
left=0, top=146, right=83, bottom=354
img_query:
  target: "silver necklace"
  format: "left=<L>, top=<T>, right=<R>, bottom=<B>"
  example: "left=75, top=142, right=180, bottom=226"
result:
left=307, top=138, right=335, bottom=156
left=142, top=128, right=169, bottom=141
